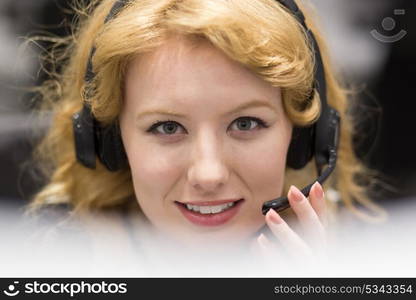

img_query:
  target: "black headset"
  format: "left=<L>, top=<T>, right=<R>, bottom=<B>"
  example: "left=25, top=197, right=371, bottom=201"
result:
left=72, top=0, right=340, bottom=215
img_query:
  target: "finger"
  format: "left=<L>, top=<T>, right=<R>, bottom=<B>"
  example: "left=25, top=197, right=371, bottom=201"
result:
left=250, top=234, right=287, bottom=274
left=309, top=181, right=328, bottom=227
left=256, top=233, right=283, bottom=259
left=287, top=185, right=326, bottom=248
left=265, top=209, right=313, bottom=260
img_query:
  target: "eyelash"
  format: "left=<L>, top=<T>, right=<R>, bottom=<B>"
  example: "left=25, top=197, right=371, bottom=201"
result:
left=146, top=116, right=269, bottom=136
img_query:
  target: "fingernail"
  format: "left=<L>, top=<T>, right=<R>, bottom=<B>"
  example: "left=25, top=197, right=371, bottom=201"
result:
left=267, top=209, right=283, bottom=224
left=257, top=233, right=269, bottom=247
left=313, top=181, right=324, bottom=198
left=289, top=185, right=304, bottom=202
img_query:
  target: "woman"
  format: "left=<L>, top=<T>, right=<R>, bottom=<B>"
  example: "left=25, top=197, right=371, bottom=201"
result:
left=29, top=0, right=386, bottom=273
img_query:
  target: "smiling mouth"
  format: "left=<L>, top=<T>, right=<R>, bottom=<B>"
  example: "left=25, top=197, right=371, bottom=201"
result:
left=177, top=200, right=242, bottom=214
left=175, top=199, right=244, bottom=226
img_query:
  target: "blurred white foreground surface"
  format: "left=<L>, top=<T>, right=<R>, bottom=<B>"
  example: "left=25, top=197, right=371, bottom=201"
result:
left=1, top=200, right=415, bottom=277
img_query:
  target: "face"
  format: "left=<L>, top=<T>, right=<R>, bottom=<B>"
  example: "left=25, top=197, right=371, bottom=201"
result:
left=120, top=36, right=292, bottom=246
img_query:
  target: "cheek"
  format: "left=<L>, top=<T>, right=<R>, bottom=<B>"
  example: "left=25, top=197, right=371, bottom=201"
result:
left=235, top=129, right=291, bottom=201
left=127, top=144, right=182, bottom=196
left=120, top=119, right=180, bottom=193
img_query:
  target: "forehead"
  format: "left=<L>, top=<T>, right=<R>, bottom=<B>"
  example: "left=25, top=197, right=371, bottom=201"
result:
left=124, top=35, right=281, bottom=112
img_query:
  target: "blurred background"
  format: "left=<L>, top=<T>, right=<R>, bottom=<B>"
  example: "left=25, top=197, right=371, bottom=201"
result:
left=0, top=0, right=415, bottom=214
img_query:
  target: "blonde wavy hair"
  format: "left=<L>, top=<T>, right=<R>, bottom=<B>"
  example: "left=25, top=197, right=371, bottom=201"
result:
left=29, top=0, right=387, bottom=222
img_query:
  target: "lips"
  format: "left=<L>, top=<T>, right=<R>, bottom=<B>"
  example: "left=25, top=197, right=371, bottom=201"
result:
left=183, top=199, right=241, bottom=206
left=175, top=199, right=244, bottom=227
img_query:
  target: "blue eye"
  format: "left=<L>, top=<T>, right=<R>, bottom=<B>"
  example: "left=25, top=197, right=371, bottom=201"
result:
left=230, top=117, right=268, bottom=131
left=146, top=117, right=268, bottom=136
left=147, top=120, right=185, bottom=135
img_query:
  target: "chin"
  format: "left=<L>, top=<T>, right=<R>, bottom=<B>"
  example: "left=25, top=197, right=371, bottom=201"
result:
left=161, top=223, right=263, bottom=250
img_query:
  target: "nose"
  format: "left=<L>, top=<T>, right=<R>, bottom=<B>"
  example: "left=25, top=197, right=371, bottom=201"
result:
left=187, top=131, right=229, bottom=193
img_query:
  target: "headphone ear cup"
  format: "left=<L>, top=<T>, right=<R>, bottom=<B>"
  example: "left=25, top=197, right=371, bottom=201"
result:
left=72, top=107, right=97, bottom=169
left=95, top=121, right=128, bottom=171
left=286, top=125, right=315, bottom=169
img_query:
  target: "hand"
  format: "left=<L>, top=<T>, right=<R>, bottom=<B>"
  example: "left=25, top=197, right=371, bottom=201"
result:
left=253, top=182, right=328, bottom=271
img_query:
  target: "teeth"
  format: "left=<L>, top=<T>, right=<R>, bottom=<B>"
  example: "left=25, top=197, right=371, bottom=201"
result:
left=185, top=202, right=236, bottom=214
left=200, top=206, right=211, bottom=214
left=210, top=205, right=223, bottom=214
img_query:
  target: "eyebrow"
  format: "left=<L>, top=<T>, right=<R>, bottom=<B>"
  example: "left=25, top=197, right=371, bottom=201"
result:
left=136, top=99, right=279, bottom=119
left=223, top=100, right=279, bottom=116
